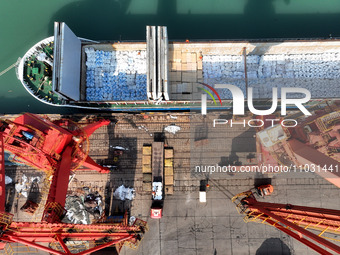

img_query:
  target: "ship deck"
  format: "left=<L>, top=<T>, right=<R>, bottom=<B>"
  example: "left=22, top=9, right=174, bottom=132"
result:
left=22, top=41, right=63, bottom=105
left=80, top=39, right=340, bottom=103
left=20, top=36, right=340, bottom=109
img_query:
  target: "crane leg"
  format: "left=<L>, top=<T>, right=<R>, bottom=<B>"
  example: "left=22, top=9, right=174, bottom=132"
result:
left=81, top=155, right=110, bottom=173
left=0, top=134, right=5, bottom=212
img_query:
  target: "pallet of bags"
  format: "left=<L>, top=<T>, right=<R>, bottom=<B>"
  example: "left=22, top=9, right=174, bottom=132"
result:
left=142, top=145, right=152, bottom=192
left=164, top=148, right=174, bottom=194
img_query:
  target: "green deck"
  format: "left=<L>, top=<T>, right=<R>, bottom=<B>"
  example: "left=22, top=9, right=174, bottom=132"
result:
left=23, top=43, right=62, bottom=104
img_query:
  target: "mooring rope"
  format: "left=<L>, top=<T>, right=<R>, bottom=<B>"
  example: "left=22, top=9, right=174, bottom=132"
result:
left=0, top=58, right=21, bottom=77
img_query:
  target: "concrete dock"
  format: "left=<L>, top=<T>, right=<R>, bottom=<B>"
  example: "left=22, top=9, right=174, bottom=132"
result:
left=2, top=112, right=339, bottom=255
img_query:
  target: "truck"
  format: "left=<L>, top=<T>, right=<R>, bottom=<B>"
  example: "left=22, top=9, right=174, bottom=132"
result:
left=142, top=142, right=174, bottom=219
left=150, top=142, right=164, bottom=219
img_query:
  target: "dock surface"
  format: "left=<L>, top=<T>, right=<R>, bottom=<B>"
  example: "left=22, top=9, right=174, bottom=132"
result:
left=2, top=112, right=339, bottom=255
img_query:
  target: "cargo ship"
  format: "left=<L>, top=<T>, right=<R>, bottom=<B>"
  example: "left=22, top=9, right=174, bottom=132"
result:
left=17, top=22, right=340, bottom=111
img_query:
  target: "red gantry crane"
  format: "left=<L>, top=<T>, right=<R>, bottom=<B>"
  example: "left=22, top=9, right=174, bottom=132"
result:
left=0, top=113, right=147, bottom=254
left=232, top=189, right=340, bottom=255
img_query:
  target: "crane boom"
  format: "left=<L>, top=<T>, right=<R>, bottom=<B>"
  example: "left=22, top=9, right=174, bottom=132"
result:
left=233, top=191, right=340, bottom=255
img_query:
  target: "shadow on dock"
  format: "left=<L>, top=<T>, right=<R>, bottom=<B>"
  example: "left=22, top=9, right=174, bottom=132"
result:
left=103, top=120, right=138, bottom=218
left=256, top=238, right=291, bottom=255
left=50, top=0, right=339, bottom=41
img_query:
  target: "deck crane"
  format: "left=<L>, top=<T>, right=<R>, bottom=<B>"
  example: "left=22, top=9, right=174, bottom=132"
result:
left=0, top=113, right=148, bottom=254
left=232, top=189, right=340, bottom=255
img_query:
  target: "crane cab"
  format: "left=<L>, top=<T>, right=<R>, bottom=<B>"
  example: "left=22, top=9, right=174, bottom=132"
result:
left=257, top=184, right=274, bottom=197
left=151, top=200, right=163, bottom=219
